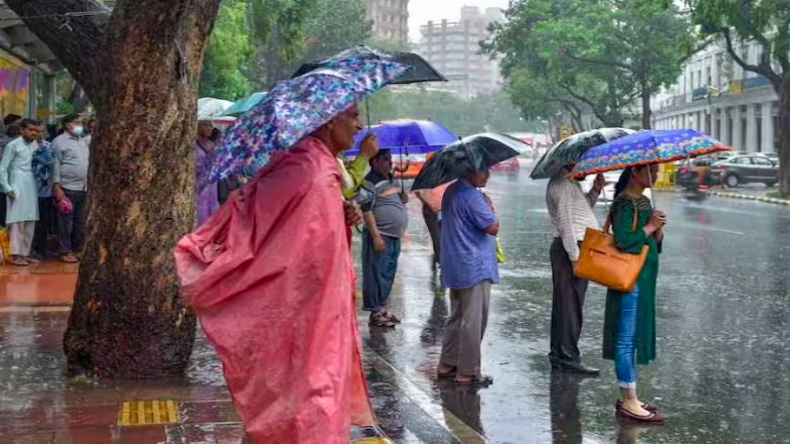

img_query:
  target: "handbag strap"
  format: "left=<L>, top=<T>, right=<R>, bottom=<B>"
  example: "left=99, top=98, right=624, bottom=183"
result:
left=603, top=198, right=639, bottom=234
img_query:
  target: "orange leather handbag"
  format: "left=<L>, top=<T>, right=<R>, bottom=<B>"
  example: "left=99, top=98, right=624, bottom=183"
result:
left=575, top=202, right=648, bottom=292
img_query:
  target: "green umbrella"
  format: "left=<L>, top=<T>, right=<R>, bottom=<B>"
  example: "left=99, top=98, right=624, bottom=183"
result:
left=222, top=92, right=267, bottom=116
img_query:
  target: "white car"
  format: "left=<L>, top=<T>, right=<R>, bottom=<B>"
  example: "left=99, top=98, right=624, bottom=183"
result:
left=579, top=170, right=653, bottom=204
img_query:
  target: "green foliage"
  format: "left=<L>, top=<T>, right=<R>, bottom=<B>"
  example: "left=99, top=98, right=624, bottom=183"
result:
left=486, top=0, right=695, bottom=128
left=360, top=89, right=533, bottom=137
left=200, top=0, right=254, bottom=99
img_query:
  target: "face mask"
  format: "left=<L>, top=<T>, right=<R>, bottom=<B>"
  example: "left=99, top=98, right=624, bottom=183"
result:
left=72, top=125, right=84, bottom=137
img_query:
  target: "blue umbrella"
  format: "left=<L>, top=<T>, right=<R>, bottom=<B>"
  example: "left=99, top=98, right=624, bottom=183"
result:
left=345, top=119, right=458, bottom=156
left=223, top=92, right=267, bottom=116
left=210, top=58, right=409, bottom=181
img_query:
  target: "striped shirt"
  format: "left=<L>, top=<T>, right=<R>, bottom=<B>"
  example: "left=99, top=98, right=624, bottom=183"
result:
left=546, top=173, right=600, bottom=261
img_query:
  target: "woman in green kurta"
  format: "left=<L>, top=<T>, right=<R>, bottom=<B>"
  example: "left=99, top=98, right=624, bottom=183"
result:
left=603, top=164, right=666, bottom=423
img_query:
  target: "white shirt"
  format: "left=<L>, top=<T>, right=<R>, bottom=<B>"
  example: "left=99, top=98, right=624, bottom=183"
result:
left=546, top=173, right=600, bottom=261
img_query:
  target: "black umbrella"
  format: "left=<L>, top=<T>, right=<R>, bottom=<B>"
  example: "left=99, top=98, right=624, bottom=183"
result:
left=291, top=45, right=448, bottom=85
left=412, top=133, right=527, bottom=191
left=529, top=128, right=635, bottom=180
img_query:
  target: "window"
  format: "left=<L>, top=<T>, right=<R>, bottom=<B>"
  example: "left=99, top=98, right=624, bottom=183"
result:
left=706, top=67, right=712, bottom=86
left=752, top=156, right=772, bottom=166
left=734, top=157, right=751, bottom=165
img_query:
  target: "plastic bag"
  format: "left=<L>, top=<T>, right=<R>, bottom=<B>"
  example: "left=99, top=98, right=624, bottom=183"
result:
left=0, top=227, right=9, bottom=262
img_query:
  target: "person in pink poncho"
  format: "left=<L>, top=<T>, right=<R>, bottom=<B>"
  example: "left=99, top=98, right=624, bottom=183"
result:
left=174, top=106, right=374, bottom=443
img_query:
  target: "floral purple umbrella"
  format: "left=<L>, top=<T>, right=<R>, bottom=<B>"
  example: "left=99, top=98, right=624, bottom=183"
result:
left=568, top=129, right=732, bottom=179
left=210, top=57, right=408, bottom=182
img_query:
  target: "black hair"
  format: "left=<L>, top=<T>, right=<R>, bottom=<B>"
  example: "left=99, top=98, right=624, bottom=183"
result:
left=19, top=118, right=42, bottom=128
left=61, top=113, right=81, bottom=127
left=3, top=114, right=21, bottom=127
left=6, top=125, right=19, bottom=138
left=614, top=167, right=633, bottom=199
left=369, top=148, right=391, bottom=165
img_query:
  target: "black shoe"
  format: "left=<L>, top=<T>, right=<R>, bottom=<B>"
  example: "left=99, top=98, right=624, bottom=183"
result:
left=550, top=358, right=601, bottom=376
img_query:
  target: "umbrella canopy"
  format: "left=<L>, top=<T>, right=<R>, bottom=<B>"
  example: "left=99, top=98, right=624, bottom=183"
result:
left=412, top=133, right=528, bottom=191
left=210, top=58, right=408, bottom=182
left=530, top=128, right=635, bottom=180
left=222, top=92, right=267, bottom=116
left=292, top=45, right=447, bottom=85
left=345, top=119, right=458, bottom=156
left=568, top=129, right=732, bottom=179
left=197, top=97, right=234, bottom=119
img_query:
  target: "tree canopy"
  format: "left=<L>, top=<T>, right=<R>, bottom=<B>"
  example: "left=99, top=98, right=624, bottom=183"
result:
left=486, top=0, right=695, bottom=129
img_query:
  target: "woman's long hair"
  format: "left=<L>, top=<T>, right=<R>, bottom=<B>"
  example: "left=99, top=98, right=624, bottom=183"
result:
left=614, top=167, right=633, bottom=199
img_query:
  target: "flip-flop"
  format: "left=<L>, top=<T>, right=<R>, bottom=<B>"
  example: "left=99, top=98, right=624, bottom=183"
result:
left=25, top=257, right=41, bottom=265
left=11, top=259, right=29, bottom=266
left=60, top=255, right=79, bottom=263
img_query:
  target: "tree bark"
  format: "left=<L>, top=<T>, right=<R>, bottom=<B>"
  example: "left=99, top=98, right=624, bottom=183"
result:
left=7, top=0, right=221, bottom=378
left=640, top=82, right=652, bottom=130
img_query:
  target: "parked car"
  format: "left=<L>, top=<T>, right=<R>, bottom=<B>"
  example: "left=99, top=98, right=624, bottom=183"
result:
left=491, top=157, right=520, bottom=173
left=711, top=155, right=779, bottom=187
left=580, top=170, right=653, bottom=204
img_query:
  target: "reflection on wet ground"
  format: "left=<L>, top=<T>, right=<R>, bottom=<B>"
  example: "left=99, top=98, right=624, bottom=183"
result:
left=2, top=170, right=790, bottom=443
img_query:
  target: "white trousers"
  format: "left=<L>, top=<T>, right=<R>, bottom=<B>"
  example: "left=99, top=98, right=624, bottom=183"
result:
left=9, top=221, right=35, bottom=257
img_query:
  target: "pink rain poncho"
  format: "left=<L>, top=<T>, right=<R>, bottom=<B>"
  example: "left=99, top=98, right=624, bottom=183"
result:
left=174, top=137, right=374, bottom=443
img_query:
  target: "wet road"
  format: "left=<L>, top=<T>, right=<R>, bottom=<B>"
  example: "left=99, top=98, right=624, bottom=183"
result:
left=359, top=168, right=790, bottom=444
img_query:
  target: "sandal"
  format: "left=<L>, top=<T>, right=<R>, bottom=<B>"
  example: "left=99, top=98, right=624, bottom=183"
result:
left=616, top=399, right=658, bottom=413
left=60, top=254, right=79, bottom=263
left=368, top=312, right=396, bottom=328
left=383, top=312, right=401, bottom=324
left=455, top=374, right=494, bottom=386
left=436, top=366, right=457, bottom=380
left=11, top=258, right=29, bottom=266
left=25, top=257, right=41, bottom=265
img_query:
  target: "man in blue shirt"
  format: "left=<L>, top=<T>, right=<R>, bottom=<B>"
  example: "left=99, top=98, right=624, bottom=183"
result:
left=436, top=168, right=499, bottom=385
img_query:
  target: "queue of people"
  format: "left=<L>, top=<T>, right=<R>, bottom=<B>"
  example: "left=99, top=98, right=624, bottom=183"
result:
left=0, top=113, right=91, bottom=266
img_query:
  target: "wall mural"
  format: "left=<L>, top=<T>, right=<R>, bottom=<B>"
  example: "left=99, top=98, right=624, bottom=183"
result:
left=0, top=55, right=30, bottom=118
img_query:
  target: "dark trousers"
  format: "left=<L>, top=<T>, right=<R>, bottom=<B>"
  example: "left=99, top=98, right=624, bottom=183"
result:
left=549, top=238, right=589, bottom=363
left=58, top=190, right=87, bottom=255
left=422, top=205, right=441, bottom=265
left=33, top=197, right=55, bottom=257
left=361, top=230, right=401, bottom=312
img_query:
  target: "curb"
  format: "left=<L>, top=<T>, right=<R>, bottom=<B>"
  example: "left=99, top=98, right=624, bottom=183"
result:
left=653, top=187, right=790, bottom=206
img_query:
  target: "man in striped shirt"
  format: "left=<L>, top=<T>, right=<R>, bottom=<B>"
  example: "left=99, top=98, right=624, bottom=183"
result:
left=546, top=168, right=605, bottom=375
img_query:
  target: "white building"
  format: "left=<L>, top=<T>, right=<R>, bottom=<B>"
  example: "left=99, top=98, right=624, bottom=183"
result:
left=418, top=6, right=504, bottom=99
left=365, top=0, right=410, bottom=46
left=652, top=39, right=780, bottom=153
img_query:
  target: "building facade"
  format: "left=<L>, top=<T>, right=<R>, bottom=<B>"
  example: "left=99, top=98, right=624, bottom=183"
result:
left=418, top=6, right=504, bottom=100
left=365, top=0, right=410, bottom=46
left=652, top=39, right=780, bottom=153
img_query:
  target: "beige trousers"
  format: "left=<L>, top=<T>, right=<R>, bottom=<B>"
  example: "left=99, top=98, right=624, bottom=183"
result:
left=9, top=221, right=35, bottom=257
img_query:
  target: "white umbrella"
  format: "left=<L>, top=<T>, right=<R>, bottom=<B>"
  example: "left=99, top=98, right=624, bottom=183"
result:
left=197, top=97, right=234, bottom=120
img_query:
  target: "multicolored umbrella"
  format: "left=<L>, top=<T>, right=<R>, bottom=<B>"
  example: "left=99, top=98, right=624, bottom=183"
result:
left=568, top=129, right=731, bottom=179
left=345, top=119, right=458, bottom=156
left=292, top=46, right=447, bottom=85
left=210, top=58, right=408, bottom=182
left=530, top=128, right=635, bottom=180
left=412, top=133, right=528, bottom=191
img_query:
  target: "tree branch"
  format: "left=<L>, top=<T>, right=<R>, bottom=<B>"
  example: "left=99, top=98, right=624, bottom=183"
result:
left=561, top=49, right=634, bottom=73
left=719, top=27, right=779, bottom=83
left=4, top=0, right=110, bottom=102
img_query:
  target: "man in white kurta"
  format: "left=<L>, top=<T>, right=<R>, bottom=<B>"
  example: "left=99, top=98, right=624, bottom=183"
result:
left=0, top=119, right=41, bottom=266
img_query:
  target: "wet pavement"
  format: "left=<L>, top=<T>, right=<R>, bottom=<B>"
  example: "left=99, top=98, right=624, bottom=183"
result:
left=2, top=167, right=790, bottom=443
left=363, top=169, right=790, bottom=444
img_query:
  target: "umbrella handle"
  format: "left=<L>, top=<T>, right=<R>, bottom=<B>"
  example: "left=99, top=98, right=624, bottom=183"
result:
left=365, top=100, right=372, bottom=128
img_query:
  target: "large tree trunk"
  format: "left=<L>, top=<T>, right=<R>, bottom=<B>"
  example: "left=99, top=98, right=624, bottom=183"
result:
left=7, top=0, right=221, bottom=378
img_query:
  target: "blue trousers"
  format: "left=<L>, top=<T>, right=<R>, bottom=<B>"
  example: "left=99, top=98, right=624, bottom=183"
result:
left=362, top=230, right=401, bottom=312
left=615, top=285, right=640, bottom=389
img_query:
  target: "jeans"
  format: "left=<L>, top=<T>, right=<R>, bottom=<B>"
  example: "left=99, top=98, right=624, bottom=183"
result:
left=362, top=230, right=401, bottom=312
left=57, top=190, right=87, bottom=255
left=614, top=285, right=640, bottom=389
